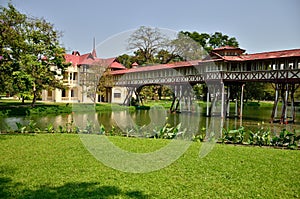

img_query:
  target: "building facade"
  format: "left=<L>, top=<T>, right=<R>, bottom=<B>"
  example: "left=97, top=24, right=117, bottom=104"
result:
left=42, top=49, right=126, bottom=103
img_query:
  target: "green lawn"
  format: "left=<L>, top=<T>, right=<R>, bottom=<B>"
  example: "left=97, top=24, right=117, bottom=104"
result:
left=0, top=134, right=299, bottom=198
left=0, top=99, right=135, bottom=116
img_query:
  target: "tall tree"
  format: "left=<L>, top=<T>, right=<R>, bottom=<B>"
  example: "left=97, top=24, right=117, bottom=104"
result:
left=181, top=31, right=239, bottom=53
left=0, top=4, right=26, bottom=95
left=168, top=32, right=206, bottom=61
left=0, top=4, right=68, bottom=106
left=79, top=60, right=109, bottom=104
left=127, top=26, right=167, bottom=65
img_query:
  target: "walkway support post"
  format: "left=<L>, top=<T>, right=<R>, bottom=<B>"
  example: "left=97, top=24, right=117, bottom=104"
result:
left=221, top=82, right=225, bottom=118
left=226, top=86, right=230, bottom=117
left=240, top=84, right=245, bottom=118
left=206, top=91, right=210, bottom=117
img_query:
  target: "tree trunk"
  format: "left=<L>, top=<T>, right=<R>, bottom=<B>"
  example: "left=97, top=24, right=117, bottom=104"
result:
left=31, top=83, right=37, bottom=107
left=31, top=91, right=37, bottom=107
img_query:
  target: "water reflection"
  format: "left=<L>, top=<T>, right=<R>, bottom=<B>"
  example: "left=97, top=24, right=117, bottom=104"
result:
left=0, top=106, right=299, bottom=135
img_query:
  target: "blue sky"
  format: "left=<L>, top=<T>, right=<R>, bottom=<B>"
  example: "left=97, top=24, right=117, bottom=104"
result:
left=1, top=0, right=299, bottom=58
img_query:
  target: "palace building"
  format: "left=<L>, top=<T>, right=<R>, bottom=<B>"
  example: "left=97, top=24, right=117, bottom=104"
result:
left=42, top=48, right=126, bottom=103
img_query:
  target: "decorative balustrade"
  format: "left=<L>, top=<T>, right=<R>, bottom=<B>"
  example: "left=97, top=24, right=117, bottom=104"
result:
left=113, top=69, right=300, bottom=86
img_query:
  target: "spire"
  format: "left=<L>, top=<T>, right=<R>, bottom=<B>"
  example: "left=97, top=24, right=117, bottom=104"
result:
left=91, top=37, right=97, bottom=58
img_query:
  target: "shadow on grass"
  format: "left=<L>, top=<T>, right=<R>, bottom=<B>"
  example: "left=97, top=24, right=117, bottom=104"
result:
left=0, top=176, right=151, bottom=199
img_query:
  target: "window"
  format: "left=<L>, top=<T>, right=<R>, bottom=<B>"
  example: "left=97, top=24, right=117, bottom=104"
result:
left=71, top=89, right=74, bottom=97
left=73, top=73, right=77, bottom=80
left=48, top=90, right=52, bottom=97
left=114, top=93, right=121, bottom=98
left=62, top=89, right=66, bottom=97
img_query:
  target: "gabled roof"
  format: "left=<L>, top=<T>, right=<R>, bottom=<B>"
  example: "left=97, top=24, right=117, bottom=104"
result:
left=110, top=61, right=126, bottom=69
left=64, top=50, right=125, bottom=70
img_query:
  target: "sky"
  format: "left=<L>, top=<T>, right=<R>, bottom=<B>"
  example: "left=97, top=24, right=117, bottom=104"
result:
left=1, top=0, right=299, bottom=58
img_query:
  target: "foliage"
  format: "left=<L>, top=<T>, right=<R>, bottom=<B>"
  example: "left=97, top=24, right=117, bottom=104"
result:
left=153, top=123, right=185, bottom=139
left=116, top=54, right=135, bottom=68
left=13, top=120, right=40, bottom=133
left=221, top=125, right=299, bottom=149
left=180, top=31, right=239, bottom=52
left=192, top=127, right=206, bottom=142
left=271, top=129, right=300, bottom=149
left=118, top=26, right=211, bottom=67
left=222, top=126, right=245, bottom=144
left=0, top=4, right=68, bottom=106
left=248, top=127, right=271, bottom=146
left=168, top=32, right=206, bottom=60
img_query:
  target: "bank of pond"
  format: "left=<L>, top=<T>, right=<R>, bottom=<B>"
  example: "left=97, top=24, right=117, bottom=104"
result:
left=1, top=119, right=299, bottom=150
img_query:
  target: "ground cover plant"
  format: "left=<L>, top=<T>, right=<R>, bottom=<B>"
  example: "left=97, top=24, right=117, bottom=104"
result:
left=0, top=134, right=299, bottom=198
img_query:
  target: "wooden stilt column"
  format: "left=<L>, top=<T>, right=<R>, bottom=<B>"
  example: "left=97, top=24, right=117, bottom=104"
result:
left=290, top=84, right=296, bottom=123
left=280, top=84, right=288, bottom=124
left=226, top=86, right=230, bottom=117
left=134, top=86, right=144, bottom=106
left=221, top=82, right=225, bottom=118
left=123, top=87, right=135, bottom=106
left=179, top=85, right=182, bottom=112
left=271, top=84, right=279, bottom=123
left=235, top=98, right=238, bottom=117
left=207, top=82, right=223, bottom=117
left=240, top=84, right=245, bottom=118
left=170, top=85, right=177, bottom=113
left=206, top=90, right=210, bottom=117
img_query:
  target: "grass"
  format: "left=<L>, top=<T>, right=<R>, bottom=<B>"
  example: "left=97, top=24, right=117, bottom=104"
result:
left=1, top=134, right=299, bottom=198
left=0, top=99, right=135, bottom=116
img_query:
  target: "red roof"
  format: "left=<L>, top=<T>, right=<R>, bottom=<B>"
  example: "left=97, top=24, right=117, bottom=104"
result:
left=211, top=48, right=300, bottom=62
left=110, top=48, right=300, bottom=75
left=64, top=50, right=124, bottom=69
left=110, top=60, right=200, bottom=75
left=110, top=61, right=126, bottom=69
left=239, top=48, right=300, bottom=61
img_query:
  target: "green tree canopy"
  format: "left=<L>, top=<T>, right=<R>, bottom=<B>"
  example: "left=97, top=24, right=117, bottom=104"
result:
left=0, top=4, right=68, bottom=106
left=180, top=31, right=239, bottom=52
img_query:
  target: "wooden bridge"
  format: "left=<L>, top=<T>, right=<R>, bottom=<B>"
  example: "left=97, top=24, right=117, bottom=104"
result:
left=110, top=47, right=300, bottom=123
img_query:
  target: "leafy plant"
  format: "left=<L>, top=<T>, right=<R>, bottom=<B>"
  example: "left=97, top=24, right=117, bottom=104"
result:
left=222, top=126, right=245, bottom=144
left=15, top=122, right=27, bottom=133
left=271, top=129, right=300, bottom=149
left=45, top=124, right=55, bottom=133
left=58, top=125, right=67, bottom=133
left=82, top=120, right=94, bottom=134
left=27, top=120, right=40, bottom=133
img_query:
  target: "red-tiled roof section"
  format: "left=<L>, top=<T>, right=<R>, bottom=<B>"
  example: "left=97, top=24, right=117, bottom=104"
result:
left=65, top=54, right=80, bottom=65
left=211, top=48, right=300, bottom=62
left=110, top=61, right=126, bottom=69
left=239, top=48, right=300, bottom=61
left=110, top=60, right=200, bottom=75
left=64, top=51, right=117, bottom=68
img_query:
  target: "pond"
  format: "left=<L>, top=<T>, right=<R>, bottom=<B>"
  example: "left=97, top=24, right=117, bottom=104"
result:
left=1, top=104, right=299, bottom=136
